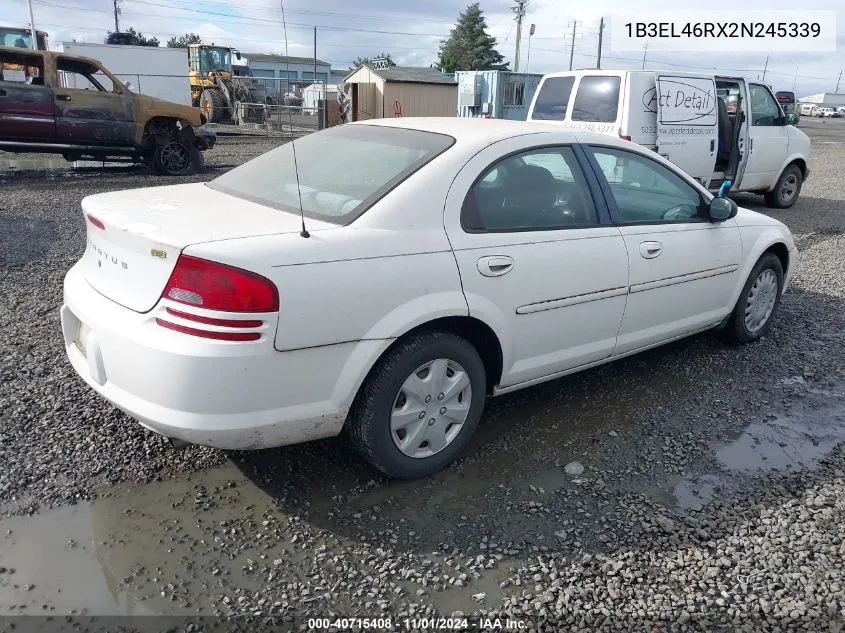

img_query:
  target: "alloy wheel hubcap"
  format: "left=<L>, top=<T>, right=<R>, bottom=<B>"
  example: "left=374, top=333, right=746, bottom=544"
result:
left=744, top=269, right=778, bottom=333
left=390, top=358, right=472, bottom=459
left=159, top=143, right=190, bottom=173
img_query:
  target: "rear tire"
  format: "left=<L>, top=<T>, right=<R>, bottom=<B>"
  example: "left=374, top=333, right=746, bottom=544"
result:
left=346, top=332, right=487, bottom=479
left=764, top=164, right=802, bottom=209
left=718, top=253, right=784, bottom=345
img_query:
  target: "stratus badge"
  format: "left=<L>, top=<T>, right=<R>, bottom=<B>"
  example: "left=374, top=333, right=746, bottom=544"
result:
left=151, top=249, right=167, bottom=259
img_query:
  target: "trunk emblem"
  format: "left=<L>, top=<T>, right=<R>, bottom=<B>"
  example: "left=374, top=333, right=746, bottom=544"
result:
left=151, top=249, right=167, bottom=259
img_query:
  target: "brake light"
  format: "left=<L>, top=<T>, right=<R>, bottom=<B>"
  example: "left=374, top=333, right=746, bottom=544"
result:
left=87, top=214, right=105, bottom=230
left=620, top=134, right=632, bottom=141
left=161, top=255, right=278, bottom=313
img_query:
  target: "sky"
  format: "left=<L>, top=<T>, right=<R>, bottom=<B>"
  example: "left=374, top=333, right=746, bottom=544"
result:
left=2, top=0, right=843, bottom=97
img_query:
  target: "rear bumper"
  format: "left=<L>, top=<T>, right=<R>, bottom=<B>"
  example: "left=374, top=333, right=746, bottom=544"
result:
left=60, top=262, right=388, bottom=450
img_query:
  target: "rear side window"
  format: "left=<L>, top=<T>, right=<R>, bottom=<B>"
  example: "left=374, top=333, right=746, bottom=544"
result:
left=571, top=76, right=621, bottom=123
left=530, top=76, right=575, bottom=120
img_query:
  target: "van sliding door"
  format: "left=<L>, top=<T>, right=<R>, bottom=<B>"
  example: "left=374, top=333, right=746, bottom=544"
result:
left=654, top=74, right=718, bottom=188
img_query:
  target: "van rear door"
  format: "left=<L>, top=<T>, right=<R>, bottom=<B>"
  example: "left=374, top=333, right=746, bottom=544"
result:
left=654, top=73, right=718, bottom=187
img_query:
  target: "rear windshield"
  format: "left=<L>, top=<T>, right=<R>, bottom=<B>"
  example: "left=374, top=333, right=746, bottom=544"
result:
left=207, top=125, right=454, bottom=225
left=571, top=76, right=621, bottom=122
left=530, top=76, right=575, bottom=120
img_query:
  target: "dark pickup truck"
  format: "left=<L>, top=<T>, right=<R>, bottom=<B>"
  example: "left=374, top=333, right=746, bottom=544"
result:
left=0, top=46, right=215, bottom=175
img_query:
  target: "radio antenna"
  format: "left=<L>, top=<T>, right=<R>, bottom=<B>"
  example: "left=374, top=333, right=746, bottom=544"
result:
left=280, top=0, right=309, bottom=238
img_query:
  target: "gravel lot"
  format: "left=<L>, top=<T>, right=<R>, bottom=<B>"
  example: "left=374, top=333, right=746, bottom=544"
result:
left=1, top=119, right=844, bottom=631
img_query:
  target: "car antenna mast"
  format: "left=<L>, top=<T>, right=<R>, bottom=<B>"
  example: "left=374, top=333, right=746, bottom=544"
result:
left=280, top=0, right=310, bottom=238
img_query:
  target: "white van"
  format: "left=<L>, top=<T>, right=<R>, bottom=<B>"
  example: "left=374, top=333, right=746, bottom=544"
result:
left=800, top=103, right=818, bottom=117
left=526, top=70, right=811, bottom=208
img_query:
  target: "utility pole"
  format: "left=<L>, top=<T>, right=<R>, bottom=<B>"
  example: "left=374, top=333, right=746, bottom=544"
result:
left=567, top=20, right=580, bottom=71
left=511, top=0, right=528, bottom=72
left=792, top=66, right=798, bottom=91
left=641, top=40, right=648, bottom=69
left=525, top=23, right=535, bottom=73
left=313, top=26, right=317, bottom=85
left=836, top=69, right=842, bottom=93
left=762, top=55, right=769, bottom=82
left=596, top=17, right=604, bottom=69
left=113, top=0, right=121, bottom=32
left=26, top=0, right=38, bottom=50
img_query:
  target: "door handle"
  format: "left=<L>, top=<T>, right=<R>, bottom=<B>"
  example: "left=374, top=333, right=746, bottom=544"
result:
left=56, top=94, right=71, bottom=102
left=639, top=241, right=663, bottom=259
left=477, top=255, right=514, bottom=277
left=749, top=138, right=754, bottom=152
left=710, top=139, right=715, bottom=153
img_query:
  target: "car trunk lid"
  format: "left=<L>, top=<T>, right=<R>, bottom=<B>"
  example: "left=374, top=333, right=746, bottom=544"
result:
left=80, top=182, right=335, bottom=313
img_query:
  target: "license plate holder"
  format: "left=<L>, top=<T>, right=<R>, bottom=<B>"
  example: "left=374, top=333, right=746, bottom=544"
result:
left=76, top=323, right=90, bottom=358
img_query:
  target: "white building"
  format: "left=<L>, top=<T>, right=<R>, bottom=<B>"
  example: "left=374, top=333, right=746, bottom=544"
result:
left=798, top=92, right=845, bottom=107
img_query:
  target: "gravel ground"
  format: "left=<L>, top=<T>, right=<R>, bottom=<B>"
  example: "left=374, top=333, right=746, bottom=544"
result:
left=0, top=120, right=844, bottom=631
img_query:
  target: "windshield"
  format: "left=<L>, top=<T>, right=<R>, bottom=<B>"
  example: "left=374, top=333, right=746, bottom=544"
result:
left=199, top=47, right=232, bottom=73
left=0, top=28, right=47, bottom=50
left=207, top=125, right=455, bottom=225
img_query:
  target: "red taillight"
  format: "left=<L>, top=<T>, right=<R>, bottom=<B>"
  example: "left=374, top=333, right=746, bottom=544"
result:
left=620, top=135, right=632, bottom=141
left=87, top=214, right=105, bottom=230
left=155, top=319, right=260, bottom=342
left=161, top=255, right=279, bottom=313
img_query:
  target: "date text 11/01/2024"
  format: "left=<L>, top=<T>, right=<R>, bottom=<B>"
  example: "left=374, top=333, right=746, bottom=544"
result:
left=624, top=22, right=821, bottom=39
left=307, top=617, right=528, bottom=630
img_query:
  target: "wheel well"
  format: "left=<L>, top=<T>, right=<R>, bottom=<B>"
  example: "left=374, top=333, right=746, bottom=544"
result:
left=764, top=241, right=790, bottom=274
left=141, top=117, right=196, bottom=150
left=387, top=317, right=504, bottom=395
left=787, top=158, right=807, bottom=180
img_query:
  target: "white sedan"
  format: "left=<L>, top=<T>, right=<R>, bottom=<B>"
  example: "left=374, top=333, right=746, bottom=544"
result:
left=61, top=118, right=798, bottom=479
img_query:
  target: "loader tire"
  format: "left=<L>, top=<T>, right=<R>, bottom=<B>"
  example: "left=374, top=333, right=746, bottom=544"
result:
left=200, top=89, right=229, bottom=124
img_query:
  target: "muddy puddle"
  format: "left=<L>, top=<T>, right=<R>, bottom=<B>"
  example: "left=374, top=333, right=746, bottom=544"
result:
left=672, top=396, right=845, bottom=508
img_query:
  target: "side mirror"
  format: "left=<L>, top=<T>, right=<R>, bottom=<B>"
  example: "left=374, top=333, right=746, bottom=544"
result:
left=235, top=51, right=242, bottom=60
left=709, top=194, right=737, bottom=222
left=123, top=80, right=133, bottom=91
left=785, top=112, right=798, bottom=126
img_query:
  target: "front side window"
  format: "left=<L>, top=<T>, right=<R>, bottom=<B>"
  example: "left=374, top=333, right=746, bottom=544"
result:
left=589, top=147, right=706, bottom=224
left=57, top=58, right=116, bottom=92
left=208, top=125, right=454, bottom=224
left=749, top=84, right=783, bottom=126
left=530, top=76, right=575, bottom=121
left=461, top=146, right=598, bottom=232
left=571, top=76, right=621, bottom=123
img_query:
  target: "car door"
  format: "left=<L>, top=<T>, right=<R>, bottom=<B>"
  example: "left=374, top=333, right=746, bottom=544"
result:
left=443, top=135, right=630, bottom=389
left=53, top=56, right=135, bottom=146
left=583, top=143, right=742, bottom=356
left=654, top=73, right=719, bottom=188
left=742, top=82, right=790, bottom=190
left=0, top=49, right=55, bottom=142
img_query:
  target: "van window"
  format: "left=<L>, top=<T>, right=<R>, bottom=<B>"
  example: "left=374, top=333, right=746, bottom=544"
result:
left=530, top=76, right=575, bottom=120
left=749, top=84, right=783, bottom=126
left=571, top=76, right=621, bottom=123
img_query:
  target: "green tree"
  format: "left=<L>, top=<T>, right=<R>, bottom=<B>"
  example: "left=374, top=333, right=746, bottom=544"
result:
left=107, top=27, right=160, bottom=47
left=167, top=32, right=202, bottom=48
left=349, top=52, right=396, bottom=71
left=437, top=3, right=507, bottom=72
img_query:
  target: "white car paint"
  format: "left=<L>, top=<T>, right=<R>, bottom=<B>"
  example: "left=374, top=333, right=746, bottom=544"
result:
left=61, top=117, right=798, bottom=458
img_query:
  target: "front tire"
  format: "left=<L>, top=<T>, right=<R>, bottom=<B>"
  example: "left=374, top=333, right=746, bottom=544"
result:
left=347, top=332, right=487, bottom=479
left=153, top=141, right=195, bottom=176
left=764, top=164, right=802, bottom=209
left=719, top=253, right=784, bottom=344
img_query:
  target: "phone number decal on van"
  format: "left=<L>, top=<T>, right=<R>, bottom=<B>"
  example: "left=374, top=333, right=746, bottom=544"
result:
left=658, top=127, right=715, bottom=136
left=562, top=122, right=617, bottom=133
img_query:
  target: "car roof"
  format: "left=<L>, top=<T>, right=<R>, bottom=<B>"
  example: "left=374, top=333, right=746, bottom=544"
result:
left=349, top=116, right=631, bottom=150
left=0, top=45, right=101, bottom=66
